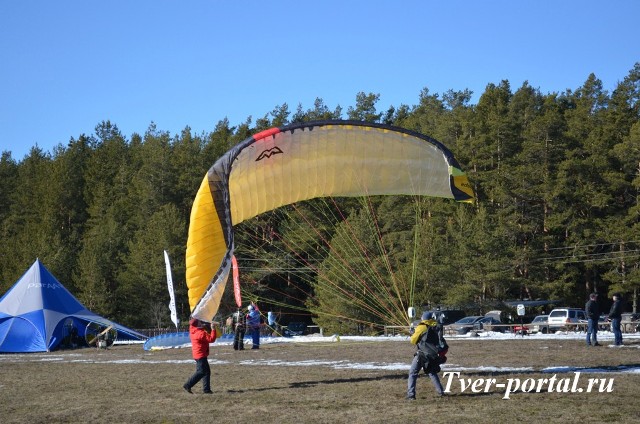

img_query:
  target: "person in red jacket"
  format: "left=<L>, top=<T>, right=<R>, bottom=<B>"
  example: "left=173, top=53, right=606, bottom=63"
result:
left=183, top=318, right=218, bottom=394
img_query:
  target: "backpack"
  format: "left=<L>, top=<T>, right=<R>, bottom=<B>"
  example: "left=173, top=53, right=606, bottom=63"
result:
left=411, top=319, right=448, bottom=361
left=410, top=319, right=438, bottom=345
left=411, top=320, right=449, bottom=374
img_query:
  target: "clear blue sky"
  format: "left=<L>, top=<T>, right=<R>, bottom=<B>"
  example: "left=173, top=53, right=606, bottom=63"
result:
left=1, top=0, right=639, bottom=161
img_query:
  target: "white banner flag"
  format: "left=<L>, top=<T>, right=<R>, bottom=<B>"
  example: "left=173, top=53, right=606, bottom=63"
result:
left=164, top=250, right=179, bottom=329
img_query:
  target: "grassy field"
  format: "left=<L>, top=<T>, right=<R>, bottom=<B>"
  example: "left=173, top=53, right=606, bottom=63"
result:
left=1, top=337, right=639, bottom=424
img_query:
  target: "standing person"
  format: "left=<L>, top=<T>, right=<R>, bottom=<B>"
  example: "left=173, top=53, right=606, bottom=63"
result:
left=407, top=313, right=448, bottom=400
left=608, top=293, right=624, bottom=346
left=246, top=302, right=261, bottom=349
left=585, top=293, right=601, bottom=346
left=183, top=318, right=218, bottom=394
left=267, top=311, right=278, bottom=336
left=232, top=308, right=246, bottom=351
left=224, top=315, right=233, bottom=335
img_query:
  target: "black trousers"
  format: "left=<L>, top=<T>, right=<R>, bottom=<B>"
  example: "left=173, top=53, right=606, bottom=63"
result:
left=185, top=358, right=211, bottom=392
left=233, top=328, right=245, bottom=350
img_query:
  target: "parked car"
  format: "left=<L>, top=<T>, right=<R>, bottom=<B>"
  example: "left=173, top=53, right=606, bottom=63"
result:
left=484, top=310, right=513, bottom=323
left=430, top=309, right=466, bottom=325
left=621, top=313, right=640, bottom=333
left=547, top=308, right=586, bottom=331
left=578, top=314, right=610, bottom=331
left=474, top=316, right=506, bottom=333
left=598, top=314, right=609, bottom=331
left=283, top=322, right=307, bottom=336
left=449, top=316, right=484, bottom=335
left=529, top=315, right=549, bottom=334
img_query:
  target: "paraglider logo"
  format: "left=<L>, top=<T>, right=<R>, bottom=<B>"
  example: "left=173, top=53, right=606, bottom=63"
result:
left=255, top=146, right=283, bottom=161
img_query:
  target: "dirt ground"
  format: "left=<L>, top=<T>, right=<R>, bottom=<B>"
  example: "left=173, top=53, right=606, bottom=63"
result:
left=1, top=337, right=639, bottom=423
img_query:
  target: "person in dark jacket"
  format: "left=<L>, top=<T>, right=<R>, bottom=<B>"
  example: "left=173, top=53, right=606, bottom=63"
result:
left=608, top=293, right=624, bottom=346
left=406, top=313, right=448, bottom=400
left=232, top=308, right=246, bottom=351
left=585, top=293, right=601, bottom=346
left=183, top=318, right=218, bottom=394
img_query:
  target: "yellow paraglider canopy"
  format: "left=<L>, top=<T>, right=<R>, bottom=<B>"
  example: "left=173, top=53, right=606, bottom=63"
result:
left=186, top=121, right=473, bottom=321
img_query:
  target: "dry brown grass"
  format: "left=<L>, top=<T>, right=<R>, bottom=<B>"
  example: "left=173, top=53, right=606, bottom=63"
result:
left=1, top=337, right=639, bottom=424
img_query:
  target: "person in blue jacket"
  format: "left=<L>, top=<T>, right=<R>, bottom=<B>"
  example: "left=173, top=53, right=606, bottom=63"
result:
left=246, top=302, right=261, bottom=349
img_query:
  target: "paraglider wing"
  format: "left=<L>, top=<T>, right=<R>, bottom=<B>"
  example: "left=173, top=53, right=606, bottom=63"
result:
left=186, top=120, right=474, bottom=321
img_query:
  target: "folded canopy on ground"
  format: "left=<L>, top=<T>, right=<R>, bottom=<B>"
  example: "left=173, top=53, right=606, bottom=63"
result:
left=0, top=259, right=146, bottom=353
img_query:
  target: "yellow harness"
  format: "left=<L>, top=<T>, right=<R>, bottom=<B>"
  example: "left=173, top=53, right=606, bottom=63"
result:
left=410, top=319, right=438, bottom=345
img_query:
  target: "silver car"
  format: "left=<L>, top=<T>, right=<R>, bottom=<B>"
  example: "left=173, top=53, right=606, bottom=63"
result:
left=529, top=315, right=549, bottom=334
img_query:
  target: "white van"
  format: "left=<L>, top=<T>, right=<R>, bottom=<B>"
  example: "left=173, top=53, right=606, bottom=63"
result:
left=547, top=308, right=586, bottom=331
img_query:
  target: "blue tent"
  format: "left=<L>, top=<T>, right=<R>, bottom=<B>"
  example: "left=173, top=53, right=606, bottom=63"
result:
left=0, top=259, right=146, bottom=352
left=143, top=332, right=191, bottom=351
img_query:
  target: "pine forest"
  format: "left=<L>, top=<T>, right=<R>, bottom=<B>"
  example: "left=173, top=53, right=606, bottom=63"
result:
left=1, top=64, right=639, bottom=333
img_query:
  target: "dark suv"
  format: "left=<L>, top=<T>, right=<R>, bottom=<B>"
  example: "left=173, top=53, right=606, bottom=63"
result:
left=283, top=322, right=307, bottom=336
